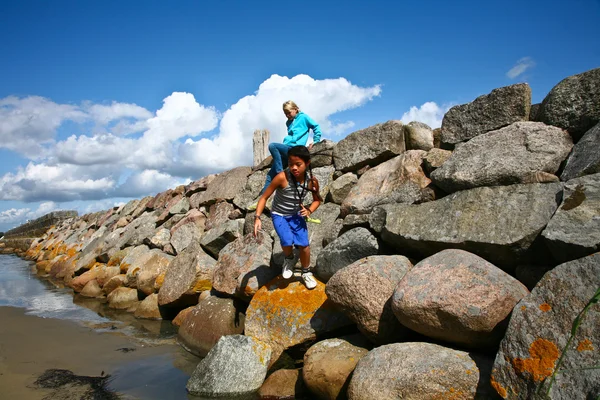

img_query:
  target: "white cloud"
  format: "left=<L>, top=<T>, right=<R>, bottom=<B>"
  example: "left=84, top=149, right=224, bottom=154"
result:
left=401, top=101, right=450, bottom=129
left=0, top=96, right=86, bottom=158
left=0, top=74, right=381, bottom=203
left=0, top=207, right=31, bottom=224
left=506, top=57, right=535, bottom=79
left=115, top=170, right=189, bottom=198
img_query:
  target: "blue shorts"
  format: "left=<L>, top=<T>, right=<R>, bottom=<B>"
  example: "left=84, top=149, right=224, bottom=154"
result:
left=272, top=213, right=309, bottom=248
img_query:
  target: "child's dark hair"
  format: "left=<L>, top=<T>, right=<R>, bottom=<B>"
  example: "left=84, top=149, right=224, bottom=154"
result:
left=287, top=145, right=323, bottom=203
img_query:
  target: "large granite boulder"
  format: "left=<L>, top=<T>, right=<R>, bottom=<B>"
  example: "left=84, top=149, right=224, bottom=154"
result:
left=259, top=369, right=307, bottom=400
left=326, top=255, right=413, bottom=344
left=310, top=139, right=336, bottom=167
left=205, top=201, right=237, bottom=232
left=245, top=276, right=353, bottom=365
left=303, top=338, right=369, bottom=400
left=341, top=151, right=433, bottom=217
left=328, top=173, right=358, bottom=205
left=491, top=253, right=600, bottom=400
left=315, top=228, right=379, bottom=282
left=233, top=169, right=268, bottom=210
left=348, top=342, right=496, bottom=399
left=107, top=287, right=139, bottom=310
left=134, top=293, right=162, bottom=320
left=311, top=165, right=335, bottom=201
left=441, top=83, right=531, bottom=145
left=212, top=231, right=276, bottom=301
left=538, top=67, right=600, bottom=141
left=404, top=121, right=434, bottom=151
left=136, top=251, right=174, bottom=295
left=561, top=122, right=600, bottom=181
left=200, top=219, right=244, bottom=258
left=541, top=172, right=600, bottom=263
left=333, top=120, right=406, bottom=172
left=190, top=166, right=252, bottom=208
left=392, top=249, right=529, bottom=349
left=432, top=122, right=572, bottom=193
left=381, top=183, right=563, bottom=269
left=158, top=241, right=216, bottom=307
left=178, top=296, right=246, bottom=357
left=186, top=335, right=271, bottom=398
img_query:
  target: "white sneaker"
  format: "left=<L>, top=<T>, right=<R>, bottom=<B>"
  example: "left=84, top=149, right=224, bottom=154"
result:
left=301, top=271, right=317, bottom=290
left=282, top=257, right=295, bottom=279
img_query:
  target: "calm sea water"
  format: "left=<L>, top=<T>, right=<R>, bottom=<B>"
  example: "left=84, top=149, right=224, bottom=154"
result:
left=0, top=254, right=205, bottom=399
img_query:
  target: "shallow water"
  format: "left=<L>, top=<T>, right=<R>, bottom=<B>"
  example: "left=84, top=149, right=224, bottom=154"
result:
left=0, top=254, right=209, bottom=399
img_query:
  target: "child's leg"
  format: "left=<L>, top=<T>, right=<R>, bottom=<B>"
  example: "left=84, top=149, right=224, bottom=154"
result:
left=259, top=143, right=290, bottom=194
left=281, top=246, right=293, bottom=257
left=298, top=245, right=310, bottom=269
left=273, top=215, right=297, bottom=279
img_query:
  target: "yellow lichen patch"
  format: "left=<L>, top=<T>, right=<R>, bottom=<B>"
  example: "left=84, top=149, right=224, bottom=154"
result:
left=192, top=279, right=211, bottom=293
left=490, top=375, right=508, bottom=398
left=577, top=339, right=594, bottom=352
left=539, top=303, right=552, bottom=312
left=154, top=272, right=166, bottom=289
left=66, top=246, right=78, bottom=258
left=120, top=262, right=131, bottom=274
left=511, top=338, right=559, bottom=382
left=520, top=305, right=527, bottom=311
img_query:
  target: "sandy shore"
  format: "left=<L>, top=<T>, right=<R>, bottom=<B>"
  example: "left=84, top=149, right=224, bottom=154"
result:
left=0, top=306, right=199, bottom=399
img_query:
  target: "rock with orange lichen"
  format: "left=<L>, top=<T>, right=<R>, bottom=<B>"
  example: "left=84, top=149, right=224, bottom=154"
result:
left=347, top=342, right=496, bottom=400
left=492, top=253, right=600, bottom=399
left=244, top=276, right=353, bottom=365
left=211, top=231, right=276, bottom=301
left=108, top=287, right=139, bottom=311
left=134, top=293, right=162, bottom=320
left=135, top=251, right=173, bottom=295
left=103, top=274, right=128, bottom=295
left=172, top=306, right=194, bottom=327
left=80, top=279, right=104, bottom=298
left=392, top=249, right=529, bottom=349
left=158, top=241, right=216, bottom=308
left=186, top=334, right=271, bottom=398
left=70, top=264, right=104, bottom=292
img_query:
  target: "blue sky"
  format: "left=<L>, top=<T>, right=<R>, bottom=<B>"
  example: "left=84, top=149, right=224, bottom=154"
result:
left=1, top=0, right=599, bottom=232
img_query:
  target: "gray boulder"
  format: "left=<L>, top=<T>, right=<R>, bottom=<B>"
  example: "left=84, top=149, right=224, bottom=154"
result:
left=491, top=253, right=600, bottom=400
left=107, top=287, right=139, bottom=310
left=212, top=231, right=275, bottom=301
left=441, top=83, right=531, bottom=145
left=303, top=338, right=369, bottom=400
left=423, top=148, right=452, bottom=173
left=233, top=169, right=268, bottom=210
left=538, top=67, right=600, bottom=141
left=120, top=199, right=140, bottom=217
left=200, top=219, right=244, bottom=258
left=190, top=166, right=252, bottom=208
left=310, top=139, right=336, bottom=167
left=561, top=122, right=600, bottom=181
left=178, top=296, right=246, bottom=357
left=392, top=249, right=529, bottom=349
left=167, top=197, right=190, bottom=215
left=341, top=151, right=433, bottom=217
left=311, top=165, right=335, bottom=201
left=315, top=228, right=379, bottom=282
left=541, top=172, right=600, bottom=263
left=146, top=228, right=171, bottom=250
left=184, top=174, right=216, bottom=197
left=432, top=122, right=572, bottom=193
left=326, top=255, right=413, bottom=344
left=158, top=241, right=216, bottom=307
left=328, top=173, right=358, bottom=204
left=205, top=201, right=236, bottom=231
left=333, top=120, right=406, bottom=172
left=170, top=222, right=203, bottom=254
left=405, top=121, right=434, bottom=151
left=348, top=342, right=495, bottom=400
left=243, top=212, right=274, bottom=237
left=381, top=183, right=563, bottom=269
left=186, top=335, right=271, bottom=398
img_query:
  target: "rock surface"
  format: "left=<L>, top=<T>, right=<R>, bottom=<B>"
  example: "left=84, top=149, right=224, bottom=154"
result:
left=316, top=228, right=379, bottom=282
left=328, top=173, right=358, bottom=205
left=542, top=173, right=600, bottom=263
left=326, top=255, right=413, bottom=344
left=107, top=287, right=139, bottom=310
left=333, top=120, right=406, bottom=172
left=303, top=338, right=369, bottom=400
left=200, top=219, right=244, bottom=258
left=212, top=231, right=275, bottom=301
left=538, top=67, right=600, bottom=141
left=186, top=335, right=271, bottom=398
left=405, top=121, right=434, bottom=151
left=441, top=83, right=531, bottom=145
left=381, top=183, right=563, bottom=269
left=432, top=122, right=572, bottom=192
left=134, top=293, right=162, bottom=319
left=178, top=296, right=246, bottom=357
left=259, top=369, right=306, bottom=400
left=392, top=249, right=529, bottom=349
left=310, top=139, right=336, bottom=167
left=491, top=253, right=600, bottom=400
left=561, top=122, right=600, bottom=181
left=341, top=151, right=433, bottom=217
left=348, top=342, right=493, bottom=400
left=191, top=166, right=252, bottom=207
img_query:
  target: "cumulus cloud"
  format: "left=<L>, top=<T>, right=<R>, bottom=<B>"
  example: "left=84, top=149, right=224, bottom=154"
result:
left=401, top=101, right=450, bottom=129
left=0, top=74, right=381, bottom=203
left=0, top=202, right=58, bottom=229
left=506, top=57, right=535, bottom=79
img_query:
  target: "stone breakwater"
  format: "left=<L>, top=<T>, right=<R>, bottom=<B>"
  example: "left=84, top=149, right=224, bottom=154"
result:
left=2, top=67, right=599, bottom=399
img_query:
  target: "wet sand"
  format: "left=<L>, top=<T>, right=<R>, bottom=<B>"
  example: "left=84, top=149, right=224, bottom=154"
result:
left=0, top=306, right=199, bottom=399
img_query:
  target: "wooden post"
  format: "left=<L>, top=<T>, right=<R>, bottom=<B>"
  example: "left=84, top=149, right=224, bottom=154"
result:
left=253, top=129, right=270, bottom=166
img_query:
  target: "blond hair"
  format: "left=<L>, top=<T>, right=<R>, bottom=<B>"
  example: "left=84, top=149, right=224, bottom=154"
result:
left=282, top=100, right=300, bottom=112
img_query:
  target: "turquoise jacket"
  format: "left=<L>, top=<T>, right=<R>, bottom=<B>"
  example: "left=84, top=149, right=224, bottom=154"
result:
left=283, top=112, right=322, bottom=146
